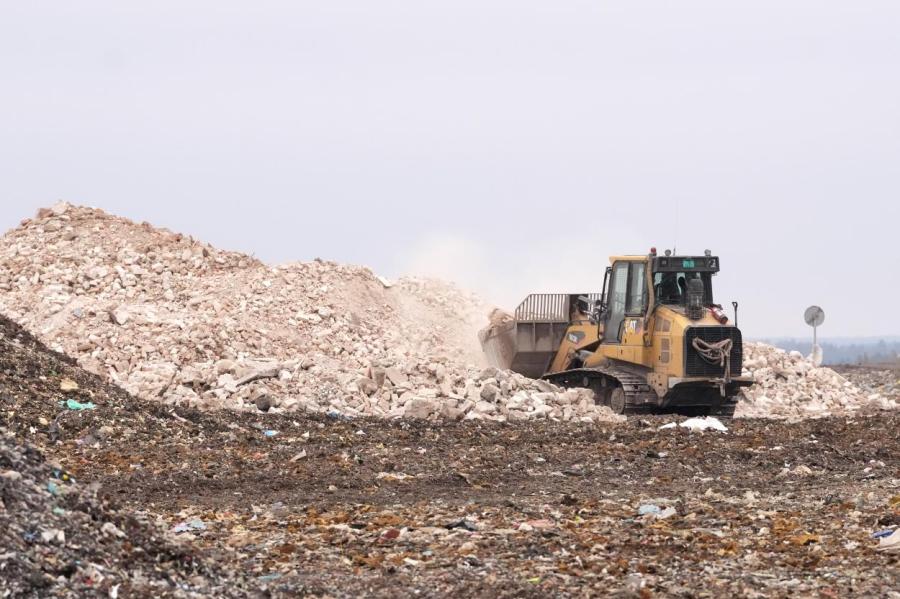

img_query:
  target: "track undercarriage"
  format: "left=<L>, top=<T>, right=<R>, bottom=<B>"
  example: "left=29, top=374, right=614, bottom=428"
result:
left=544, top=363, right=740, bottom=417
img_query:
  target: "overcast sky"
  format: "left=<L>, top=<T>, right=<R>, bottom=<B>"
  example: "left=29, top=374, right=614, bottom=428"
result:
left=1, top=1, right=898, bottom=338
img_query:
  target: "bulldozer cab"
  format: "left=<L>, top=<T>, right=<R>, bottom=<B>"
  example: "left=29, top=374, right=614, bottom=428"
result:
left=598, top=253, right=719, bottom=344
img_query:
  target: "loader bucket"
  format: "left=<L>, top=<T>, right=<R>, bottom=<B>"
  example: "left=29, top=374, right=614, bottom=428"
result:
left=478, top=309, right=517, bottom=371
left=479, top=295, right=598, bottom=379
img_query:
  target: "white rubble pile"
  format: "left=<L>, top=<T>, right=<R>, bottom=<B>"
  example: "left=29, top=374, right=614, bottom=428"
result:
left=0, top=202, right=622, bottom=424
left=736, top=343, right=899, bottom=419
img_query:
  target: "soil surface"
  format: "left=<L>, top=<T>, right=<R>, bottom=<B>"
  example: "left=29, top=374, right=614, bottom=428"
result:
left=2, top=315, right=898, bottom=597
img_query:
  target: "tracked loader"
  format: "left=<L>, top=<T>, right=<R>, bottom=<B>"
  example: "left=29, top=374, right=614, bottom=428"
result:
left=479, top=249, right=753, bottom=416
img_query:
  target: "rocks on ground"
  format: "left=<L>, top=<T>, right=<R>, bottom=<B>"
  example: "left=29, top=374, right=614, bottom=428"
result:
left=0, top=203, right=623, bottom=424
left=736, top=343, right=899, bottom=419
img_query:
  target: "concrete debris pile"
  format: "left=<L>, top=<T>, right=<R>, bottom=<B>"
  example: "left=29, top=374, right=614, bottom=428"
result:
left=0, top=203, right=621, bottom=424
left=736, top=343, right=899, bottom=419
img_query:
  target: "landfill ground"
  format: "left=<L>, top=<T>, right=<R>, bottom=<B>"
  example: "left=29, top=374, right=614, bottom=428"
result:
left=2, top=316, right=899, bottom=597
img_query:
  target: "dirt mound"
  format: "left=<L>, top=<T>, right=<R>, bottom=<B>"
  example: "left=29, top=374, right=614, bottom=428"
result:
left=0, top=203, right=621, bottom=424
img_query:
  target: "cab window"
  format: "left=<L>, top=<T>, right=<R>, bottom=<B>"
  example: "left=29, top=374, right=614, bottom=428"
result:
left=626, top=262, right=647, bottom=315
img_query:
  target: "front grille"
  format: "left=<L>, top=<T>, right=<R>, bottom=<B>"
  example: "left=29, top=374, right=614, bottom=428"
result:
left=684, top=327, right=743, bottom=377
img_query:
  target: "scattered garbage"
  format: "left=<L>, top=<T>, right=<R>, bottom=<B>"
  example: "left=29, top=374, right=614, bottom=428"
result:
left=59, top=378, right=79, bottom=391
left=63, top=398, right=96, bottom=411
left=376, top=472, right=413, bottom=481
left=658, top=417, right=728, bottom=432
left=445, top=519, right=479, bottom=532
left=638, top=504, right=677, bottom=519
left=871, top=529, right=895, bottom=539
left=789, top=532, right=821, bottom=546
left=172, top=519, right=208, bottom=533
left=0, top=433, right=247, bottom=596
left=658, top=507, right=677, bottom=519
left=263, top=430, right=279, bottom=437
left=876, top=529, right=900, bottom=553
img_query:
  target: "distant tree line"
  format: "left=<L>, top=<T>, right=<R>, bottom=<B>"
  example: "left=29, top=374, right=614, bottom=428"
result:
left=754, top=338, right=900, bottom=366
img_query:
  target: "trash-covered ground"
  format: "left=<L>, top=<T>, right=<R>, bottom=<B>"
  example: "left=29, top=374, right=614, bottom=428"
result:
left=0, top=436, right=252, bottom=598
left=2, top=315, right=898, bottom=597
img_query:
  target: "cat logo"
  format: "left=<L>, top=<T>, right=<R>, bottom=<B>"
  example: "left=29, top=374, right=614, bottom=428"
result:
left=567, top=331, right=586, bottom=344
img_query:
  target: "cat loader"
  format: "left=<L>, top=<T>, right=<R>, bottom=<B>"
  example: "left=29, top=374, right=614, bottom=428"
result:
left=479, top=249, right=753, bottom=416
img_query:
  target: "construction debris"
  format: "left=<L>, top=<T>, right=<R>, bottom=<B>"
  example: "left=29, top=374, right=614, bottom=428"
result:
left=0, top=204, right=623, bottom=424
left=737, top=344, right=899, bottom=419
left=0, top=203, right=895, bottom=424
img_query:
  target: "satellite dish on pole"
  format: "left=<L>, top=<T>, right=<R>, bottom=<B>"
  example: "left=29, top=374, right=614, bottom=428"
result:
left=804, top=306, right=825, bottom=366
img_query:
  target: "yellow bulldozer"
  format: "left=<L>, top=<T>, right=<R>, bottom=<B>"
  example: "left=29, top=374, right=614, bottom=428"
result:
left=479, top=249, right=753, bottom=416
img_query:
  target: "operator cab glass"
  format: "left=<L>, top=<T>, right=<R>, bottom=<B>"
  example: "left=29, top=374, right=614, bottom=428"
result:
left=653, top=271, right=713, bottom=305
left=650, top=255, right=719, bottom=307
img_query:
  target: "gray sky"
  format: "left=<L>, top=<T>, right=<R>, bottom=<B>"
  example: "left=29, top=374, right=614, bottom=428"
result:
left=1, top=1, right=898, bottom=338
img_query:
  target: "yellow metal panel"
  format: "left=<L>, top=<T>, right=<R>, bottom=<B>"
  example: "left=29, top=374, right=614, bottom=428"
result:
left=547, top=322, right=602, bottom=373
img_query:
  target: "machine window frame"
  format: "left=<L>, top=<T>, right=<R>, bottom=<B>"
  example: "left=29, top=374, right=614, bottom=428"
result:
left=604, top=261, right=630, bottom=344
left=625, top=261, right=648, bottom=317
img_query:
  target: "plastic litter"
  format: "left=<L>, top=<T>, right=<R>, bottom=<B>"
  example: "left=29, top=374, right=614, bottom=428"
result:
left=63, top=399, right=96, bottom=411
left=872, top=528, right=895, bottom=539
left=172, top=519, right=207, bottom=533
left=59, top=378, right=79, bottom=391
left=445, top=519, right=479, bottom=532
left=638, top=504, right=661, bottom=515
left=263, top=430, right=278, bottom=437
left=666, top=417, right=729, bottom=432
left=658, top=507, right=677, bottom=519
left=876, top=529, right=900, bottom=553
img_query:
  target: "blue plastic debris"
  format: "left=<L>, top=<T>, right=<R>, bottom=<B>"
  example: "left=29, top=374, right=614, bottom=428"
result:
left=872, top=529, right=896, bottom=539
left=263, top=430, right=279, bottom=437
left=638, top=504, right=661, bottom=516
left=47, top=481, right=60, bottom=496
